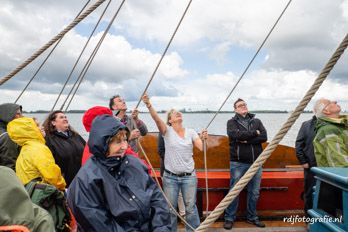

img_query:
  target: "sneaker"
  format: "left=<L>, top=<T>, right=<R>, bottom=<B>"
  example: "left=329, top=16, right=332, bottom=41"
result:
left=246, top=219, right=266, bottom=228
left=223, top=220, right=233, bottom=230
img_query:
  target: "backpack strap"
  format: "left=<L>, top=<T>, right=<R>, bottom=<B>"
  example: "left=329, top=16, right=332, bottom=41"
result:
left=0, top=132, right=7, bottom=138
left=25, top=179, right=40, bottom=197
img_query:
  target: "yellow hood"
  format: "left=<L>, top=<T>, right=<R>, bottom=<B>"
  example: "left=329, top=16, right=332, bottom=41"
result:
left=7, top=117, right=45, bottom=146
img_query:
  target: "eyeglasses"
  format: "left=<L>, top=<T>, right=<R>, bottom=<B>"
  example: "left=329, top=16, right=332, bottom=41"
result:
left=236, top=103, right=247, bottom=108
left=322, top=101, right=337, bottom=111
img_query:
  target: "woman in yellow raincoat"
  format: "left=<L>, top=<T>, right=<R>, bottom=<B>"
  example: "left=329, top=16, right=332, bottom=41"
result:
left=7, top=117, right=66, bottom=190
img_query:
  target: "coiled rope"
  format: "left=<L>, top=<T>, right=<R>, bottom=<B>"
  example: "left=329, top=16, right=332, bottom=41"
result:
left=14, top=0, right=92, bottom=104
left=0, top=0, right=106, bottom=86
left=195, top=33, right=348, bottom=231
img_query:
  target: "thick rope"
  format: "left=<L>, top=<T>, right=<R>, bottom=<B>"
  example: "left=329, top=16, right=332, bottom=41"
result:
left=206, top=0, right=292, bottom=129
left=195, top=34, right=348, bottom=231
left=51, top=0, right=112, bottom=112
left=14, top=0, right=92, bottom=104
left=135, top=0, right=193, bottom=108
left=0, top=0, right=106, bottom=86
left=63, top=0, right=126, bottom=112
left=137, top=140, right=196, bottom=231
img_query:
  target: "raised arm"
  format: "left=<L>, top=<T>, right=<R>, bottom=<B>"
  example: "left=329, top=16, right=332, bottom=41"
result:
left=142, top=94, right=167, bottom=135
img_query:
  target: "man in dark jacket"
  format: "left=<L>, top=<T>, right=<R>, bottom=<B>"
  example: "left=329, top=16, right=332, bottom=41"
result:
left=67, top=115, right=171, bottom=232
left=295, top=115, right=317, bottom=218
left=224, top=98, right=267, bottom=230
left=0, top=103, right=22, bottom=170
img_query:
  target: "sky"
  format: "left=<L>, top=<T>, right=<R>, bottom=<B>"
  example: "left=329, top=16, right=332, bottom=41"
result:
left=0, top=0, right=347, bottom=112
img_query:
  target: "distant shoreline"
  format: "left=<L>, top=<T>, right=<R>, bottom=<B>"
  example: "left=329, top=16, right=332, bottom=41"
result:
left=24, top=110, right=317, bottom=114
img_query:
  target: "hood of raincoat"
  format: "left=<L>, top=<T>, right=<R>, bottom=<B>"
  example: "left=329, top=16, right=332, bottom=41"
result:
left=88, top=114, right=128, bottom=159
left=7, top=117, right=45, bottom=146
left=82, top=106, right=113, bottom=132
left=0, top=103, right=22, bottom=128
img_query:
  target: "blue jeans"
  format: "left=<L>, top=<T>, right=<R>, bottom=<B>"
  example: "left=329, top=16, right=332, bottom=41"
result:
left=224, top=161, right=262, bottom=222
left=163, top=171, right=200, bottom=232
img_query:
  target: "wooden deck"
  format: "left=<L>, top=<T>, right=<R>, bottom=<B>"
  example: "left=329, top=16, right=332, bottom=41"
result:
left=177, top=221, right=307, bottom=231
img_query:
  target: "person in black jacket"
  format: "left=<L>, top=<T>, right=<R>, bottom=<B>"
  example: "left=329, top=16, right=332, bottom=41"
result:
left=295, top=115, right=317, bottom=218
left=157, top=133, right=165, bottom=177
left=67, top=114, right=171, bottom=231
left=0, top=103, right=22, bottom=170
left=43, top=110, right=85, bottom=186
left=224, top=98, right=267, bottom=230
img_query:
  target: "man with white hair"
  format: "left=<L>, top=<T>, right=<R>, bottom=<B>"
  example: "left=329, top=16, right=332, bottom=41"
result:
left=312, top=98, right=348, bottom=167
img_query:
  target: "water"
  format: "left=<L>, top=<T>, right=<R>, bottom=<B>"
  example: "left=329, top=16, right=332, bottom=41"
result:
left=27, top=112, right=313, bottom=147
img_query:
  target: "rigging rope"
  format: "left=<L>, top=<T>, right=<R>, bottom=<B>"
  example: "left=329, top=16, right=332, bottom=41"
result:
left=0, top=0, right=106, bottom=86
left=205, top=0, right=293, bottom=129
left=14, top=0, right=92, bottom=104
left=197, top=0, right=293, bottom=219
left=203, top=140, right=209, bottom=217
left=195, top=33, right=348, bottom=231
left=137, top=140, right=196, bottom=231
left=51, top=0, right=112, bottom=112
left=62, top=0, right=126, bottom=112
left=132, top=0, right=194, bottom=228
left=134, top=0, right=193, bottom=109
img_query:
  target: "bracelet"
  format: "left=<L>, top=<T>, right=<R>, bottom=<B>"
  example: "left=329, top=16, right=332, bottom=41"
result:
left=146, top=104, right=152, bottom=108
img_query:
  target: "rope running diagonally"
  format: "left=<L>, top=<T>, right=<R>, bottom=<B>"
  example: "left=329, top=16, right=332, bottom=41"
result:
left=14, top=0, right=92, bottom=104
left=205, top=0, right=293, bottom=130
left=134, top=0, right=193, bottom=109
left=133, top=0, right=194, bottom=229
left=195, top=34, right=348, bottom=231
left=63, top=0, right=126, bottom=112
left=198, top=0, right=293, bottom=219
left=137, top=140, right=196, bottom=231
left=0, top=0, right=107, bottom=86
left=51, top=0, right=112, bottom=112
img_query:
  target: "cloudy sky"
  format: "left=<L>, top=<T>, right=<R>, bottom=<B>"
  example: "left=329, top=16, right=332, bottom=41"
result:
left=1, top=0, right=347, bottom=112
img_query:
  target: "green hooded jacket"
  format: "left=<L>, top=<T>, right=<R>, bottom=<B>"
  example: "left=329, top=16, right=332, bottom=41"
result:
left=313, top=115, right=348, bottom=167
left=0, top=103, right=21, bottom=170
left=0, top=166, right=55, bottom=231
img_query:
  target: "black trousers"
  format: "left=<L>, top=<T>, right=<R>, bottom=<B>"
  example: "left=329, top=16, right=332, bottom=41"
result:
left=304, top=168, right=316, bottom=217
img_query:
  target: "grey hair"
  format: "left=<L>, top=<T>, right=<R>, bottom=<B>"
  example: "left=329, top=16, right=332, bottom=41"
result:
left=313, top=98, right=327, bottom=118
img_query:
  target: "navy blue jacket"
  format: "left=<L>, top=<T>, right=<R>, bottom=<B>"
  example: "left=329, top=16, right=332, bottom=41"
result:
left=227, top=113, right=267, bottom=164
left=295, top=116, right=317, bottom=168
left=67, top=115, right=171, bottom=232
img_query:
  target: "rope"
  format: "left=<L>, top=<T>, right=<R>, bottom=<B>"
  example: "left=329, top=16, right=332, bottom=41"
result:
left=14, top=0, right=92, bottom=104
left=62, top=0, right=126, bottom=112
left=137, top=140, right=196, bottom=231
left=195, top=34, right=348, bottom=231
left=197, top=0, right=293, bottom=221
left=50, top=0, right=112, bottom=112
left=205, top=0, right=292, bottom=129
left=203, top=140, right=209, bottom=217
left=134, top=0, right=193, bottom=109
left=0, top=0, right=106, bottom=86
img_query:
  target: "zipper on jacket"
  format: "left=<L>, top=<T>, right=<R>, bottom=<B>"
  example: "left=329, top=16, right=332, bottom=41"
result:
left=251, top=145, right=255, bottom=162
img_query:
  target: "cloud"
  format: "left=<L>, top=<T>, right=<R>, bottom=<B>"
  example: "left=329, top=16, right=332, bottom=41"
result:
left=1, top=0, right=347, bottom=111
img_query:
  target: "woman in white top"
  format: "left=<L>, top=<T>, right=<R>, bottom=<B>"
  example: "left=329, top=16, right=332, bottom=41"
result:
left=142, top=94, right=208, bottom=232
